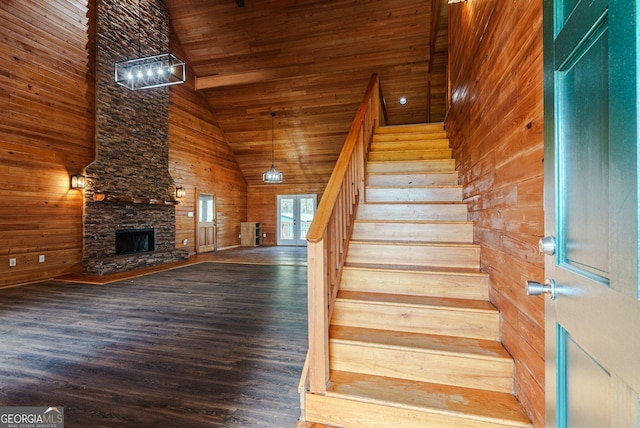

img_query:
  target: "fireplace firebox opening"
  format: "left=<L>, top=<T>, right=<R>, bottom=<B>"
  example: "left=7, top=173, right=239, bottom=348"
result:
left=115, top=228, right=155, bottom=255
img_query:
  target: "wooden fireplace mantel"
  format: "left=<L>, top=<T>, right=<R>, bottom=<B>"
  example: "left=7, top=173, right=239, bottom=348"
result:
left=92, top=193, right=180, bottom=205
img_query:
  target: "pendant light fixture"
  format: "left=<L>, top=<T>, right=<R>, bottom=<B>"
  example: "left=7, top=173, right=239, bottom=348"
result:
left=114, top=0, right=186, bottom=90
left=263, top=112, right=283, bottom=183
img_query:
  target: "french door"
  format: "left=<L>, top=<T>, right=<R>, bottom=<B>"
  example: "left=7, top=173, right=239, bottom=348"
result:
left=277, top=194, right=316, bottom=246
left=542, top=0, right=640, bottom=426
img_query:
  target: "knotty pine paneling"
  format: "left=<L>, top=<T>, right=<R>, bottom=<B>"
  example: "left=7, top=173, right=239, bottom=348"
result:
left=248, top=183, right=325, bottom=246
left=164, top=0, right=448, bottom=190
left=169, top=38, right=248, bottom=254
left=0, top=0, right=94, bottom=287
left=446, top=1, right=544, bottom=426
left=0, top=0, right=248, bottom=286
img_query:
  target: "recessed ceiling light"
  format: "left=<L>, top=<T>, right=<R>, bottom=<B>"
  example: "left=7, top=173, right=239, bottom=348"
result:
left=399, top=96, right=408, bottom=105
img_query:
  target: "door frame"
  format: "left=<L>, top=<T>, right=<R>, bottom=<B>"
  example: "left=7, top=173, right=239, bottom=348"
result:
left=195, top=188, right=216, bottom=253
left=276, top=194, right=317, bottom=246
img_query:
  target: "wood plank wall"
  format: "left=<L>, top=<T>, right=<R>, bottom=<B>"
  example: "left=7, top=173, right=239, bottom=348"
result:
left=0, top=1, right=248, bottom=286
left=164, top=0, right=445, bottom=189
left=248, top=184, right=326, bottom=246
left=446, top=1, right=545, bottom=426
left=169, top=37, right=248, bottom=254
left=0, top=0, right=95, bottom=287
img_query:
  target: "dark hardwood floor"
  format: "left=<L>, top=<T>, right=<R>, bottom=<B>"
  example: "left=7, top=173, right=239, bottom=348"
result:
left=0, top=247, right=309, bottom=427
left=60, top=246, right=308, bottom=285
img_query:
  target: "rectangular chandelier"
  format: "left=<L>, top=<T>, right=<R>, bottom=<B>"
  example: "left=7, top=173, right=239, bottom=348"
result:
left=115, top=53, right=186, bottom=90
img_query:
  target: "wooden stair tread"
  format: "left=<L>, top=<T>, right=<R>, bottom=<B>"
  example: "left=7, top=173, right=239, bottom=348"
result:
left=371, top=138, right=447, bottom=143
left=336, top=290, right=497, bottom=313
left=325, top=371, right=531, bottom=427
left=367, top=157, right=452, bottom=162
left=366, top=184, right=462, bottom=189
left=373, top=130, right=447, bottom=137
left=366, top=171, right=457, bottom=176
left=376, top=123, right=444, bottom=133
left=366, top=159, right=454, bottom=165
left=362, top=200, right=467, bottom=205
left=370, top=147, right=450, bottom=152
left=354, top=219, right=472, bottom=225
left=373, top=128, right=447, bottom=138
left=370, top=140, right=450, bottom=152
left=369, top=150, right=452, bottom=160
left=349, top=239, right=479, bottom=247
left=370, top=141, right=451, bottom=150
left=330, top=326, right=510, bottom=360
left=343, top=262, right=486, bottom=276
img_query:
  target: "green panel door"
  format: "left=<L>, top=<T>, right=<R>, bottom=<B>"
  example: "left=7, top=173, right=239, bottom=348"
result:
left=543, top=0, right=640, bottom=426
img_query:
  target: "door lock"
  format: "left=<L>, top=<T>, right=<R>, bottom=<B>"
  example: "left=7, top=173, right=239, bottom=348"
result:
left=538, top=236, right=556, bottom=255
left=526, top=279, right=557, bottom=300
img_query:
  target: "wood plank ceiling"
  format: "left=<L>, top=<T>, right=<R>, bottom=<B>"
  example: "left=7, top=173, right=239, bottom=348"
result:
left=164, top=0, right=449, bottom=187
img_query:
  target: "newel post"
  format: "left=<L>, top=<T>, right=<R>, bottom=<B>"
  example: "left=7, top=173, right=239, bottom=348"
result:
left=307, top=238, right=329, bottom=393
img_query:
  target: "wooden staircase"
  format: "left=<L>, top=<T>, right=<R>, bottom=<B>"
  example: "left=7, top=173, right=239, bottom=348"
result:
left=301, top=123, right=531, bottom=427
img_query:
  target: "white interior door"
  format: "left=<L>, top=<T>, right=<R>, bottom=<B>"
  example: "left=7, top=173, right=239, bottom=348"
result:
left=277, top=194, right=316, bottom=246
left=542, top=0, right=640, bottom=426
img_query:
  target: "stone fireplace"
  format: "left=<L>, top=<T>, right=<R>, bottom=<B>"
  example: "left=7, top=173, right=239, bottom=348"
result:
left=82, top=0, right=188, bottom=275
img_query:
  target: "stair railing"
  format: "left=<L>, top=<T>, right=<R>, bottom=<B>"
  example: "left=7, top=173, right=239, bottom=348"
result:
left=306, top=73, right=385, bottom=394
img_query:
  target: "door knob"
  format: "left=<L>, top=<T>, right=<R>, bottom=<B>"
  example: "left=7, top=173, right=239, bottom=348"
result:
left=538, top=236, right=556, bottom=255
left=526, top=279, right=557, bottom=300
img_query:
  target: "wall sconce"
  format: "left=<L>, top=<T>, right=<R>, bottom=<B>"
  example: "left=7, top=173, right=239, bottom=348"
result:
left=176, top=186, right=186, bottom=198
left=70, top=174, right=86, bottom=189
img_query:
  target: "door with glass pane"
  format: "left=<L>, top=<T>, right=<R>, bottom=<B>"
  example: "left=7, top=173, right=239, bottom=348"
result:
left=196, top=192, right=216, bottom=253
left=277, top=194, right=316, bottom=246
left=542, top=0, right=640, bottom=426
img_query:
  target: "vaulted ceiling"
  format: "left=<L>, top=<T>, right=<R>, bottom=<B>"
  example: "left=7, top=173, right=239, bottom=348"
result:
left=164, top=0, right=449, bottom=187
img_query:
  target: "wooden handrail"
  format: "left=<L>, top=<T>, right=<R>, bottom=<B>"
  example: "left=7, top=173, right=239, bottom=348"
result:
left=306, top=73, right=383, bottom=394
left=379, top=79, right=389, bottom=127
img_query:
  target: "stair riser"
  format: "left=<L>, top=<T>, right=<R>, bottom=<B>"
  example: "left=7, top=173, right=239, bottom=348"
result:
left=352, top=222, right=473, bottom=243
left=357, top=203, right=468, bottom=221
left=340, top=268, right=489, bottom=300
left=367, top=159, right=455, bottom=173
left=370, top=140, right=450, bottom=151
left=347, top=242, right=480, bottom=269
left=304, top=394, right=525, bottom=428
left=330, top=342, right=513, bottom=393
left=366, top=187, right=462, bottom=202
left=332, top=300, right=499, bottom=340
left=366, top=172, right=458, bottom=186
left=376, top=123, right=444, bottom=134
left=369, top=149, right=452, bottom=162
left=372, top=132, right=447, bottom=142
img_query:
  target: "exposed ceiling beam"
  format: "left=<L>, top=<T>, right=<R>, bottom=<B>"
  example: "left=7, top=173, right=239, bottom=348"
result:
left=195, top=66, right=301, bottom=90
left=195, top=66, right=435, bottom=90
